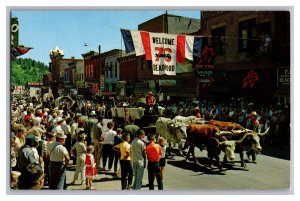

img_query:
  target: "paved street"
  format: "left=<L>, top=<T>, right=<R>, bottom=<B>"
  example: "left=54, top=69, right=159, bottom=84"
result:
left=63, top=144, right=291, bottom=193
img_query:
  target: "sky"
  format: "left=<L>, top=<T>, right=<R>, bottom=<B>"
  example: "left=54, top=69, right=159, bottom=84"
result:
left=11, top=10, right=200, bottom=65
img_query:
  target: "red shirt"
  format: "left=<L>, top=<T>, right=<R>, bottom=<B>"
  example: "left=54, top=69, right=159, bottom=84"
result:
left=24, top=115, right=31, bottom=126
left=146, top=95, right=156, bottom=106
left=146, top=142, right=162, bottom=162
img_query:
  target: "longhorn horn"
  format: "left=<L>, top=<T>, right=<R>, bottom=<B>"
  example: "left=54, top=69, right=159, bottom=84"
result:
left=257, top=127, right=270, bottom=137
left=215, top=130, right=234, bottom=137
left=236, top=133, right=249, bottom=144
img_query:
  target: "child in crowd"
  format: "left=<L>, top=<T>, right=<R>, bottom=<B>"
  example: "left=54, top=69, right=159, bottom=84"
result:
left=113, top=133, right=133, bottom=190
left=157, top=137, right=168, bottom=180
left=85, top=145, right=97, bottom=190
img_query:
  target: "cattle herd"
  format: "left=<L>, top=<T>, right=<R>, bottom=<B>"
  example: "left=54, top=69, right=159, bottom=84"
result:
left=155, top=116, right=269, bottom=172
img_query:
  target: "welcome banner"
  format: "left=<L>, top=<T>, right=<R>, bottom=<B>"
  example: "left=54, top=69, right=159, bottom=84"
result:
left=121, top=29, right=202, bottom=75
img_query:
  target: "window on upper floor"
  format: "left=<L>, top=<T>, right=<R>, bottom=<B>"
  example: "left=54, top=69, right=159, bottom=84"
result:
left=239, top=18, right=256, bottom=52
left=91, top=64, right=94, bottom=80
left=110, top=62, right=113, bottom=79
left=115, top=61, right=118, bottom=78
left=141, top=58, right=145, bottom=70
left=212, top=26, right=225, bottom=55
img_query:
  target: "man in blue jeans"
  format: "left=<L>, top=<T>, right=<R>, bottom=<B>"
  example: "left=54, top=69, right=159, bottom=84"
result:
left=47, top=131, right=70, bottom=189
left=130, top=129, right=146, bottom=190
left=145, top=133, right=163, bottom=190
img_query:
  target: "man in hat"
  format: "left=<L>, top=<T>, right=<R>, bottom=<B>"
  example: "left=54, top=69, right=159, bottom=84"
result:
left=145, top=91, right=157, bottom=118
left=246, top=111, right=259, bottom=163
left=192, top=106, right=201, bottom=118
left=91, top=115, right=104, bottom=169
left=47, top=130, right=70, bottom=190
left=18, top=134, right=40, bottom=174
left=43, top=132, right=56, bottom=186
left=70, top=131, right=87, bottom=185
left=84, top=111, right=96, bottom=146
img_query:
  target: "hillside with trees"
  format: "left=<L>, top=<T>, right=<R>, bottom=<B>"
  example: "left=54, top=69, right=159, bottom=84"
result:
left=11, top=58, right=49, bottom=86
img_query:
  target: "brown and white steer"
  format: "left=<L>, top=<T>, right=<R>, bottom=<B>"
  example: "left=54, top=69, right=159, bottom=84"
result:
left=185, top=124, right=238, bottom=171
left=208, top=119, right=245, bottom=131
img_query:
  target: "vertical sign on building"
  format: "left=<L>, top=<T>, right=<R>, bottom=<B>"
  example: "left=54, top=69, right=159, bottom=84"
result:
left=277, top=67, right=290, bottom=88
left=11, top=17, right=19, bottom=47
left=195, top=46, right=216, bottom=88
left=100, top=75, right=105, bottom=94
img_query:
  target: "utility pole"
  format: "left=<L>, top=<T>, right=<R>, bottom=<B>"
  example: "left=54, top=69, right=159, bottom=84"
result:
left=98, top=44, right=102, bottom=95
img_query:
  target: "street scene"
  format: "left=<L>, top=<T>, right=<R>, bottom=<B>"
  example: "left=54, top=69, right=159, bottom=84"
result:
left=9, top=10, right=291, bottom=193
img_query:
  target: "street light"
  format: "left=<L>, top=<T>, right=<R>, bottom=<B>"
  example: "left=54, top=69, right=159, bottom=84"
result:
left=84, top=43, right=102, bottom=95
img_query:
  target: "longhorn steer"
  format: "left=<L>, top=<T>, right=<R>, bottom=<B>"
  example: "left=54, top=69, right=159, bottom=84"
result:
left=217, top=128, right=270, bottom=167
left=185, top=124, right=237, bottom=171
left=156, top=117, right=187, bottom=155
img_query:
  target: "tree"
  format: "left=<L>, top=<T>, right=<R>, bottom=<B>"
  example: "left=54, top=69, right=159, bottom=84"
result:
left=11, top=58, right=49, bottom=86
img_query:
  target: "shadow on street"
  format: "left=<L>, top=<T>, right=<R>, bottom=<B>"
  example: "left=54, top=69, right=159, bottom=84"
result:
left=260, top=143, right=290, bottom=160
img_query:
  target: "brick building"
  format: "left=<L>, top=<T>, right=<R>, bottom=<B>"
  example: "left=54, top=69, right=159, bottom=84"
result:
left=119, top=13, right=201, bottom=100
left=199, top=11, right=290, bottom=105
left=49, top=46, right=77, bottom=98
left=81, top=51, right=105, bottom=98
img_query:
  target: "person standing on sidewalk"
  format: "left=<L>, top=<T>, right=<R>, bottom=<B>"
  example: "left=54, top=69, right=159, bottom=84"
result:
left=47, top=130, right=70, bottom=190
left=113, top=133, right=133, bottom=190
left=130, top=129, right=146, bottom=190
left=113, top=128, right=123, bottom=174
left=101, top=121, right=117, bottom=171
left=91, top=115, right=104, bottom=169
left=124, top=116, right=140, bottom=143
left=70, top=132, right=87, bottom=185
left=145, top=133, right=163, bottom=190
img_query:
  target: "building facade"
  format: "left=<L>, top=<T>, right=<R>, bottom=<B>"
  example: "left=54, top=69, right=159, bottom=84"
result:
left=74, top=60, right=85, bottom=95
left=102, top=49, right=125, bottom=96
left=200, top=11, right=290, bottom=105
left=119, top=13, right=201, bottom=100
left=82, top=51, right=105, bottom=98
left=49, top=46, right=75, bottom=98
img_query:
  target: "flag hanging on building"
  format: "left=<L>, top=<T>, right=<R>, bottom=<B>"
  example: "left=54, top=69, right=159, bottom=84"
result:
left=11, top=45, right=32, bottom=60
left=121, top=29, right=202, bottom=76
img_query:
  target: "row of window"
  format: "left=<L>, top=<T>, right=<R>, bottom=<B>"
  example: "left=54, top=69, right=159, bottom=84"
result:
left=210, top=18, right=272, bottom=55
left=105, top=61, right=118, bottom=79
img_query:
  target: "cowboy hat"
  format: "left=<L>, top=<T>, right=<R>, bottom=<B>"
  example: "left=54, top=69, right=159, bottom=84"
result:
left=89, top=110, right=96, bottom=116
left=250, top=111, right=258, bottom=116
left=55, top=130, right=67, bottom=139
left=33, top=117, right=42, bottom=124
left=54, top=117, right=64, bottom=123
left=193, top=106, right=200, bottom=110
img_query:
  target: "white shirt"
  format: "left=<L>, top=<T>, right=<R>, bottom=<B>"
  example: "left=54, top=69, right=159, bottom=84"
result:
left=102, top=129, right=117, bottom=145
left=47, top=141, right=68, bottom=162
